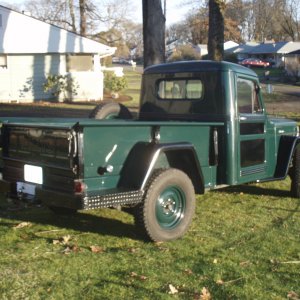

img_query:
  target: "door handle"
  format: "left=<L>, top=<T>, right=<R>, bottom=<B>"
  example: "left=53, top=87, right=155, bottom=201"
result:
left=239, top=116, right=247, bottom=121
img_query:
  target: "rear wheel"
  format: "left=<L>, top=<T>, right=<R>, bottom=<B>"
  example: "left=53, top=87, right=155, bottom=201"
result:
left=135, top=168, right=195, bottom=242
left=291, top=144, right=300, bottom=198
left=89, top=101, right=132, bottom=119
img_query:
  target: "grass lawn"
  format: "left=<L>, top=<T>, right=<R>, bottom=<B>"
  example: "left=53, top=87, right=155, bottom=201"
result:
left=250, top=67, right=285, bottom=79
left=122, top=67, right=142, bottom=108
left=0, top=179, right=299, bottom=299
left=0, top=65, right=300, bottom=299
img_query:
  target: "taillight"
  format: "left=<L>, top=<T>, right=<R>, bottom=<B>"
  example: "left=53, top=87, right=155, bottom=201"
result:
left=74, top=181, right=86, bottom=193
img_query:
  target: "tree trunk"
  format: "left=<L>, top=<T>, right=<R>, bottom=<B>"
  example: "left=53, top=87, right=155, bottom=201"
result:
left=208, top=0, right=225, bottom=61
left=142, top=0, right=166, bottom=68
left=79, top=0, right=87, bottom=36
left=68, top=0, right=77, bottom=33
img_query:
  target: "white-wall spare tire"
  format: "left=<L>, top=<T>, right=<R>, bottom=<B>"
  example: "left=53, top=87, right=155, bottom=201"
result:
left=89, top=101, right=132, bottom=119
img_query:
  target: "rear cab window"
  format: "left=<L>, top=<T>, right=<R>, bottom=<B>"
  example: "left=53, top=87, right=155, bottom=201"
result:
left=157, top=79, right=204, bottom=100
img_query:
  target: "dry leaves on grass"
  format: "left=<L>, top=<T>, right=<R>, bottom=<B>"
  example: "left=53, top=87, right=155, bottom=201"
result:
left=13, top=222, right=32, bottom=229
left=216, top=277, right=243, bottom=286
left=62, top=245, right=81, bottom=254
left=168, top=284, right=178, bottom=295
left=184, top=268, right=193, bottom=275
left=288, top=291, right=300, bottom=300
left=52, top=235, right=71, bottom=245
left=194, top=287, right=212, bottom=300
left=52, top=235, right=81, bottom=254
left=90, top=245, right=105, bottom=253
left=130, top=272, right=147, bottom=281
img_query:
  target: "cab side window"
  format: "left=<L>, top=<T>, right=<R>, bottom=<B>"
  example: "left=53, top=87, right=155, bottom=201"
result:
left=237, top=78, right=262, bottom=114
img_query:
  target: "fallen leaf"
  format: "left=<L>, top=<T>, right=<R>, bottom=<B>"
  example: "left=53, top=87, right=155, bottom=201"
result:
left=62, top=245, right=80, bottom=254
left=168, top=284, right=178, bottom=295
left=200, top=287, right=211, bottom=300
left=139, top=275, right=147, bottom=281
left=216, top=279, right=224, bottom=285
left=62, top=246, right=72, bottom=254
left=288, top=291, right=300, bottom=300
left=90, top=245, right=104, bottom=253
left=62, top=235, right=71, bottom=245
left=70, top=245, right=80, bottom=253
left=13, top=222, right=32, bottom=229
left=128, top=248, right=139, bottom=253
left=130, top=272, right=147, bottom=281
left=130, top=272, right=138, bottom=278
left=52, top=235, right=72, bottom=246
left=184, top=268, right=193, bottom=275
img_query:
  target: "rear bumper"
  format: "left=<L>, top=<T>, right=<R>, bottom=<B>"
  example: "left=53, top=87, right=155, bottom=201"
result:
left=36, top=187, right=84, bottom=210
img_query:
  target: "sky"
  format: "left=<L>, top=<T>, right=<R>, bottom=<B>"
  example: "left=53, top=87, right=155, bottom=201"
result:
left=0, top=0, right=191, bottom=26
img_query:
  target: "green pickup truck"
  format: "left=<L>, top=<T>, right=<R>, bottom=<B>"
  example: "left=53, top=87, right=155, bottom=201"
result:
left=0, top=61, right=299, bottom=242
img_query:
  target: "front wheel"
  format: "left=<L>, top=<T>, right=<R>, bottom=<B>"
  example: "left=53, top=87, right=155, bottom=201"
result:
left=135, top=168, right=196, bottom=242
left=290, top=144, right=300, bottom=198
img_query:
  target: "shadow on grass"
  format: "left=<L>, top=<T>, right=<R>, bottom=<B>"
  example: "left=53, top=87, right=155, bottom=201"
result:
left=213, top=184, right=300, bottom=225
left=0, top=203, right=142, bottom=241
left=217, top=184, right=291, bottom=198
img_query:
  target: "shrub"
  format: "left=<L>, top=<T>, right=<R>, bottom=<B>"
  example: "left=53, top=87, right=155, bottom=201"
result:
left=104, top=72, right=128, bottom=96
left=168, top=45, right=201, bottom=62
left=43, top=74, right=78, bottom=102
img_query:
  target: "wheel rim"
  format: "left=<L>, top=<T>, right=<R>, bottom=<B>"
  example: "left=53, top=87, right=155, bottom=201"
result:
left=155, top=185, right=186, bottom=229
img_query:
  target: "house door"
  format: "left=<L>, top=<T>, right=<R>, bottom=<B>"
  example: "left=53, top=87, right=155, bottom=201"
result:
left=236, top=76, right=267, bottom=183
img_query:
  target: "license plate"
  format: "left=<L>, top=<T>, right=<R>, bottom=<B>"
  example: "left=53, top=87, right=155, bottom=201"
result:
left=17, top=182, right=36, bottom=196
left=24, top=164, right=43, bottom=184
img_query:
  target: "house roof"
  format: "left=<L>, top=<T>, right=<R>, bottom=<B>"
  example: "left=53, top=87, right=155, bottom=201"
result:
left=0, top=5, right=115, bottom=56
left=248, top=41, right=300, bottom=54
left=287, top=49, right=300, bottom=55
left=230, top=42, right=259, bottom=54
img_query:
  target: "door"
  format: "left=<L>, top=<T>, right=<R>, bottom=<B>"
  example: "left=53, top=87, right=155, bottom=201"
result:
left=236, top=76, right=267, bottom=183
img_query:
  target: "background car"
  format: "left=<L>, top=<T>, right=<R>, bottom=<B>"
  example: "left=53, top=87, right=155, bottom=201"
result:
left=239, top=58, right=270, bottom=68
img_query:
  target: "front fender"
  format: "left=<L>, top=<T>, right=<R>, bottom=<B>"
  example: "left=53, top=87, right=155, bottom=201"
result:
left=274, top=135, right=300, bottom=179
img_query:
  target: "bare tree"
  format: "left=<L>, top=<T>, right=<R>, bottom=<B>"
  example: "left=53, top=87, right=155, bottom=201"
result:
left=208, top=0, right=225, bottom=61
left=68, top=0, right=77, bottom=32
left=79, top=0, right=87, bottom=36
left=281, top=0, right=300, bottom=41
left=142, top=0, right=166, bottom=68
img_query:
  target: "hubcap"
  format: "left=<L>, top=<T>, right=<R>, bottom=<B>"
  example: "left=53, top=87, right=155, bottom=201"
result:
left=156, top=185, right=186, bottom=229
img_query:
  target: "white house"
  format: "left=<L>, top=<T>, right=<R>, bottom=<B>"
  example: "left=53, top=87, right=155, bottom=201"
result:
left=0, top=5, right=116, bottom=102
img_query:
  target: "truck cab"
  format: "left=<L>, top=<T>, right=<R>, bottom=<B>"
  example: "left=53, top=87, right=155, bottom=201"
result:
left=139, top=61, right=298, bottom=186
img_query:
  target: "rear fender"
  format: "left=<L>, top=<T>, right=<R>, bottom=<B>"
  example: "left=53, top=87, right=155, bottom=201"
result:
left=274, top=135, right=300, bottom=179
left=118, top=142, right=204, bottom=194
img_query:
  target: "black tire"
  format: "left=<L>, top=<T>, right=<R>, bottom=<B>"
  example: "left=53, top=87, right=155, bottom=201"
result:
left=135, top=168, right=196, bottom=242
left=291, top=144, right=300, bottom=198
left=48, top=206, right=77, bottom=215
left=89, top=101, right=132, bottom=119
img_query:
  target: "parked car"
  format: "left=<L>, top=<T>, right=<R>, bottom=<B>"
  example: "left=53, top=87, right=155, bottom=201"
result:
left=240, top=58, right=270, bottom=68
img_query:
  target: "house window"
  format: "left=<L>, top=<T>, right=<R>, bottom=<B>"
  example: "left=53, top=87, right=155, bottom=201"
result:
left=0, top=55, right=7, bottom=69
left=67, top=54, right=93, bottom=72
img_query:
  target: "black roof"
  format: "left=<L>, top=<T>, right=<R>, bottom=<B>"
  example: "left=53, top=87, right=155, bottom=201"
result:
left=144, top=60, right=257, bottom=77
